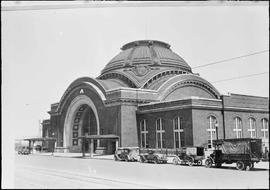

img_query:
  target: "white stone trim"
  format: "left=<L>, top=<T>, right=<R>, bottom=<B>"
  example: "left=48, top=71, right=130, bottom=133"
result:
left=63, top=95, right=100, bottom=148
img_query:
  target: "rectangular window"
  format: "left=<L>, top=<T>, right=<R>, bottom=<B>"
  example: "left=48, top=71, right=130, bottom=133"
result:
left=262, top=119, right=269, bottom=139
left=180, top=132, right=185, bottom=147
left=140, top=120, right=148, bottom=148
left=207, top=116, right=217, bottom=148
left=156, top=118, right=165, bottom=148
left=175, top=132, right=179, bottom=148
left=174, top=117, right=184, bottom=149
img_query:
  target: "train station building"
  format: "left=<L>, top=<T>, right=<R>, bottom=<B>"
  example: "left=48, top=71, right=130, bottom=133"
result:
left=42, top=40, right=269, bottom=154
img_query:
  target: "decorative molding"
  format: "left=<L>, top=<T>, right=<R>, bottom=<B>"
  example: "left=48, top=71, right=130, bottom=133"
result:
left=131, top=65, right=151, bottom=76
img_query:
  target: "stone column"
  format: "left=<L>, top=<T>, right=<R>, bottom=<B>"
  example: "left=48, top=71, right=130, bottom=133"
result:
left=90, top=139, right=94, bottom=158
left=82, top=138, right=85, bottom=157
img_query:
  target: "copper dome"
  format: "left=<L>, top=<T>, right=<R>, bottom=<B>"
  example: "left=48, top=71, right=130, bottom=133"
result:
left=100, top=40, right=192, bottom=75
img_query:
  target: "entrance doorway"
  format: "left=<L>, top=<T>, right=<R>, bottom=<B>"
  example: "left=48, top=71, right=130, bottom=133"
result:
left=63, top=95, right=101, bottom=153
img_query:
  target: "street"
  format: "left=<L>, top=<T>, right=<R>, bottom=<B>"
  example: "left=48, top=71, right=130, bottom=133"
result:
left=14, top=154, right=269, bottom=189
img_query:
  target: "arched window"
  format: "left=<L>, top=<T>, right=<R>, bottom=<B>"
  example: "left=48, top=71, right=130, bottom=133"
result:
left=173, top=117, right=184, bottom=148
left=156, top=118, right=165, bottom=148
left=234, top=117, right=243, bottom=138
left=248, top=118, right=256, bottom=138
left=140, top=120, right=148, bottom=148
left=261, top=118, right=269, bottom=139
left=207, top=116, right=217, bottom=148
left=261, top=118, right=269, bottom=151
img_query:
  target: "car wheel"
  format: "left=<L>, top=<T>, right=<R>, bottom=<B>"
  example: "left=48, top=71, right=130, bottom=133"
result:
left=205, top=158, right=212, bottom=168
left=173, top=157, right=179, bottom=165
left=215, top=163, right=222, bottom=168
left=245, top=162, right=254, bottom=171
left=236, top=161, right=245, bottom=170
left=187, top=158, right=194, bottom=166
left=197, top=160, right=202, bottom=166
left=250, top=162, right=254, bottom=169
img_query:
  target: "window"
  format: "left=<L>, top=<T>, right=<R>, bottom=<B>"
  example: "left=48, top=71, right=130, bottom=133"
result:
left=156, top=118, right=165, bottom=148
left=262, top=118, right=269, bottom=139
left=173, top=117, right=184, bottom=148
left=248, top=118, right=256, bottom=138
left=140, top=120, right=148, bottom=148
left=234, top=117, right=243, bottom=138
left=207, top=116, right=217, bottom=148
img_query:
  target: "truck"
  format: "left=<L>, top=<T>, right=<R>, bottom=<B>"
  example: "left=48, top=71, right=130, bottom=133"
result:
left=205, top=138, right=262, bottom=170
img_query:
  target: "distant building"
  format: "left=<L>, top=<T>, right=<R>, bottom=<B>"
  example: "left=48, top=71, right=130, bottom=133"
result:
left=42, top=40, right=269, bottom=154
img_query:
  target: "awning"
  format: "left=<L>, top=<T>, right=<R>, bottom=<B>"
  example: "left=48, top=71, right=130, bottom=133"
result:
left=78, top=134, right=119, bottom=140
left=24, top=137, right=57, bottom=141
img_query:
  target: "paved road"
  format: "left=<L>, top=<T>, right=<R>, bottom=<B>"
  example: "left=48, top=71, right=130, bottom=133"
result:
left=14, top=154, right=269, bottom=189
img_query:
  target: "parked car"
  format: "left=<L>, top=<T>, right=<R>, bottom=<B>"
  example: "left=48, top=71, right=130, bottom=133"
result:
left=173, top=146, right=205, bottom=166
left=114, top=147, right=140, bottom=162
left=139, top=150, right=167, bottom=164
left=205, top=138, right=262, bottom=171
left=18, top=146, right=30, bottom=155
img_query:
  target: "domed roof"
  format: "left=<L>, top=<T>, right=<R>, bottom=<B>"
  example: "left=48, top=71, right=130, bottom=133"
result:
left=100, top=40, right=192, bottom=75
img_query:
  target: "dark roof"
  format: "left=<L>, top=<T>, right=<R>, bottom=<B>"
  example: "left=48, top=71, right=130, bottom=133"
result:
left=100, top=40, right=192, bottom=77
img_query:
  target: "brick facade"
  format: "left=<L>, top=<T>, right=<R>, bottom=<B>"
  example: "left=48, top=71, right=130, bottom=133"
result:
left=42, top=40, right=269, bottom=154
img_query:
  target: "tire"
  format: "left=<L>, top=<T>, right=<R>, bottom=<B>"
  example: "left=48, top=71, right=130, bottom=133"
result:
left=236, top=161, right=245, bottom=171
left=215, top=163, right=222, bottom=168
left=173, top=157, right=179, bottom=165
left=197, top=160, right=202, bottom=166
left=187, top=157, right=194, bottom=167
left=205, top=158, right=212, bottom=168
left=250, top=162, right=254, bottom=169
left=246, top=162, right=254, bottom=171
left=139, top=156, right=144, bottom=163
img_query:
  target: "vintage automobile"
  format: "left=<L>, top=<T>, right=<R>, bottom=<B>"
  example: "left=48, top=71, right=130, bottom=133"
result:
left=139, top=150, right=168, bottom=164
left=114, top=147, right=140, bottom=162
left=18, top=146, right=30, bottom=155
left=172, top=146, right=205, bottom=166
left=205, top=138, right=262, bottom=171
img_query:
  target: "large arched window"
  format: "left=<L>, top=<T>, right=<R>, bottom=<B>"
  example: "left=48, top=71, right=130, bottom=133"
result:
left=140, top=120, right=148, bottom=148
left=207, top=116, right=217, bottom=148
left=234, top=117, right=243, bottom=138
left=261, top=118, right=269, bottom=139
left=248, top=118, right=256, bottom=138
left=261, top=118, right=269, bottom=151
left=156, top=118, right=165, bottom=148
left=173, top=117, right=184, bottom=148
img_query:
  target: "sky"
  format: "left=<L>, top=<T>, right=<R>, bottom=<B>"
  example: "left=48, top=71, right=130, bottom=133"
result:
left=2, top=1, right=269, bottom=141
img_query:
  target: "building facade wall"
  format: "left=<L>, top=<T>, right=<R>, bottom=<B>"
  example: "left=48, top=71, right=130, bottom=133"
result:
left=224, top=111, right=269, bottom=139
left=192, top=109, right=224, bottom=147
left=137, top=108, right=193, bottom=149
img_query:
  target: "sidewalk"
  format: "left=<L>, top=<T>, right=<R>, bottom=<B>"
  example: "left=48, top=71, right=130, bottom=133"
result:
left=33, top=152, right=115, bottom=160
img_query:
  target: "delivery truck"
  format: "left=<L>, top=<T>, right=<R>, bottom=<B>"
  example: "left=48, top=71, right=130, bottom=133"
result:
left=205, top=138, right=262, bottom=170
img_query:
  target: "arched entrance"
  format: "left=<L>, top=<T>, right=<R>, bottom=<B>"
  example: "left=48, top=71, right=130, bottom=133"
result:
left=63, top=95, right=100, bottom=153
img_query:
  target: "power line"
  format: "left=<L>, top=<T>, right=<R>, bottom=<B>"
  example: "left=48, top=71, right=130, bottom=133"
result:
left=211, top=72, right=269, bottom=84
left=192, top=50, right=269, bottom=69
